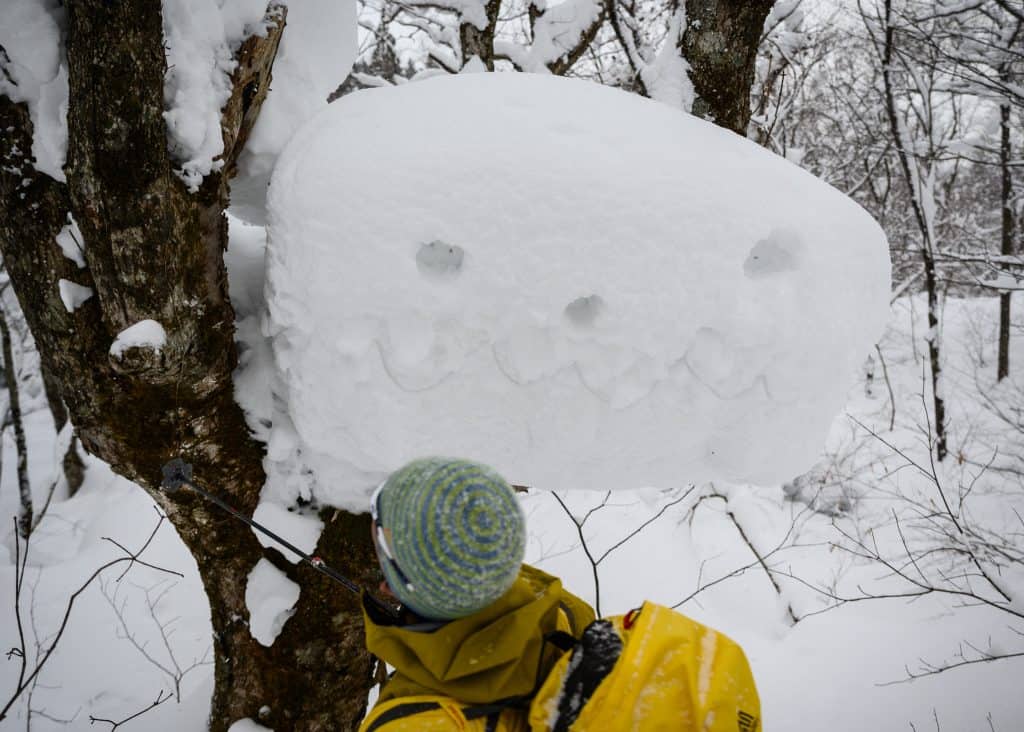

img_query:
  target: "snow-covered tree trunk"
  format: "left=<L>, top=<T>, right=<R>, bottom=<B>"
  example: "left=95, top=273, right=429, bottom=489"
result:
left=680, top=0, right=775, bottom=134
left=0, top=3, right=380, bottom=729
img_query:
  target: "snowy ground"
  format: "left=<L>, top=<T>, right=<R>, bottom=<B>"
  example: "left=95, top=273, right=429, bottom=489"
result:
left=1, top=292, right=1022, bottom=731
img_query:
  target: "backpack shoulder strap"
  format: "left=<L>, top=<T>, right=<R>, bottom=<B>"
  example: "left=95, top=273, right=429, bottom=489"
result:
left=363, top=701, right=443, bottom=732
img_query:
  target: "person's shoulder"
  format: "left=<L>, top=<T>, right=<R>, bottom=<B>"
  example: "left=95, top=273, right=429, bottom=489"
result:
left=518, top=563, right=596, bottom=633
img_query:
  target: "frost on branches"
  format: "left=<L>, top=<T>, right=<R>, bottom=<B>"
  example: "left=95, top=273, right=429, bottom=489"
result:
left=260, top=73, right=891, bottom=511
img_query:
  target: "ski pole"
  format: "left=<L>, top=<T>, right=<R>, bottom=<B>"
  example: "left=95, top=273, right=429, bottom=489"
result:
left=160, top=458, right=399, bottom=620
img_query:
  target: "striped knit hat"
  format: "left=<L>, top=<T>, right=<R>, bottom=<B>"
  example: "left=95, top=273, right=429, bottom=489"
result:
left=373, top=457, right=526, bottom=620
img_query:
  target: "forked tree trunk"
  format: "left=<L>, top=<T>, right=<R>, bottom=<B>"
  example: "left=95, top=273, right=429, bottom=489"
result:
left=0, top=2, right=380, bottom=729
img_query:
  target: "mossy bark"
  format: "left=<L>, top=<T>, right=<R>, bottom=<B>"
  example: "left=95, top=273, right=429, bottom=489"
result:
left=0, top=2, right=379, bottom=729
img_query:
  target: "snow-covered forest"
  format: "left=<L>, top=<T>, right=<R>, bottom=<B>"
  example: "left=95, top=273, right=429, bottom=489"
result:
left=0, top=0, right=1021, bottom=730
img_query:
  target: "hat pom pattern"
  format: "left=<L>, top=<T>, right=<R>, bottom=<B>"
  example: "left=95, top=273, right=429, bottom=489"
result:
left=377, top=457, right=526, bottom=620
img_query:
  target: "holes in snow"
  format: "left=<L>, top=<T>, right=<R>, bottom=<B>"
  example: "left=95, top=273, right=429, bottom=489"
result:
left=743, top=229, right=802, bottom=278
left=564, top=295, right=605, bottom=327
left=416, top=240, right=464, bottom=278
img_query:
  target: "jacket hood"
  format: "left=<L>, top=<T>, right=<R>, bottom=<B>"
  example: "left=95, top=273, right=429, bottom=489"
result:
left=363, top=564, right=577, bottom=704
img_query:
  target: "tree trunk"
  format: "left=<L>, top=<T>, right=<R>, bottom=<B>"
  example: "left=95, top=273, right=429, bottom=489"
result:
left=680, top=0, right=775, bottom=134
left=0, top=2, right=380, bottom=729
left=0, top=303, right=31, bottom=538
left=879, top=0, right=947, bottom=460
left=997, top=87, right=1014, bottom=381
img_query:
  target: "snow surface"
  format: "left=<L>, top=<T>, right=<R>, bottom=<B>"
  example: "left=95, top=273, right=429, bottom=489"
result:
left=109, top=319, right=168, bottom=359
left=0, top=0, right=68, bottom=182
left=230, top=0, right=358, bottom=224
left=264, top=73, right=891, bottom=510
left=57, top=278, right=93, bottom=312
left=1, top=294, right=1022, bottom=729
left=245, top=558, right=300, bottom=646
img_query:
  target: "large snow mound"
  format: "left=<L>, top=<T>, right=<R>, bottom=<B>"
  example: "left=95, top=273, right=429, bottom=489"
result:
left=265, top=73, right=890, bottom=509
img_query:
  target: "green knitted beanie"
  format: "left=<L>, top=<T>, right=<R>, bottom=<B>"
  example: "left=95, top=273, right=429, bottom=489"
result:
left=373, top=457, right=526, bottom=620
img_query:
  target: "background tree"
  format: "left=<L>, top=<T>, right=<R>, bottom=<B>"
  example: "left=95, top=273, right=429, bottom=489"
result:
left=359, top=0, right=774, bottom=131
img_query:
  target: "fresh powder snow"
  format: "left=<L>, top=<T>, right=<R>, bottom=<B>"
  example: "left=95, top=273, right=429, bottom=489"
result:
left=161, top=0, right=273, bottom=191
left=109, top=319, right=168, bottom=359
left=0, top=0, right=68, bottom=182
left=230, top=0, right=357, bottom=224
left=262, top=72, right=891, bottom=510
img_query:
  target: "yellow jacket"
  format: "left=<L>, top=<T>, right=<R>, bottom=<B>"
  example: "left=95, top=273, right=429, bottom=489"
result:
left=359, top=576, right=761, bottom=731
left=360, top=564, right=594, bottom=731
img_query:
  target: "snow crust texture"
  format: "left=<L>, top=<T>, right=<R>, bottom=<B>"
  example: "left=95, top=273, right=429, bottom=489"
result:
left=265, top=73, right=890, bottom=507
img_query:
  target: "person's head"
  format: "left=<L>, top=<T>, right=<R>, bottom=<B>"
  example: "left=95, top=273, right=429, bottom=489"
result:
left=370, top=457, right=526, bottom=620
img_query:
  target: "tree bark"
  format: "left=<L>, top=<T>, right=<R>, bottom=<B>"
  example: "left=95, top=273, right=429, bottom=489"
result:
left=680, top=0, right=775, bottom=134
left=0, top=2, right=380, bottom=729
